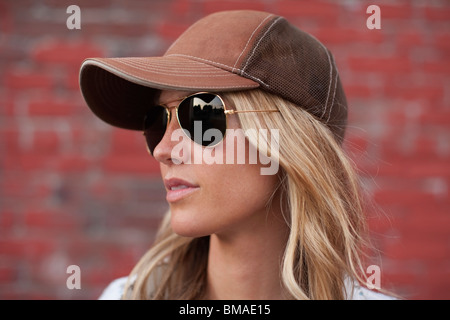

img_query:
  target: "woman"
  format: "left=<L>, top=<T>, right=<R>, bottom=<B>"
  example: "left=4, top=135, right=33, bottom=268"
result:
left=80, top=10, right=391, bottom=299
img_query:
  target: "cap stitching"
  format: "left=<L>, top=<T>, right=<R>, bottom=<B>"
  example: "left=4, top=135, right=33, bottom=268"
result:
left=240, top=16, right=283, bottom=76
left=321, top=49, right=333, bottom=120
left=326, top=68, right=339, bottom=123
left=232, top=13, right=274, bottom=73
left=114, top=58, right=234, bottom=76
left=81, top=60, right=258, bottom=89
left=314, top=43, right=333, bottom=120
left=166, top=53, right=269, bottom=86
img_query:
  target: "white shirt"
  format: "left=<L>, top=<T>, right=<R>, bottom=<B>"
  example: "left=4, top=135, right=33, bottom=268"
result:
left=98, top=276, right=395, bottom=300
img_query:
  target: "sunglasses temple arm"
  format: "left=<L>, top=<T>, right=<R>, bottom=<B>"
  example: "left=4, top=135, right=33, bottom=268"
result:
left=224, top=109, right=279, bottom=115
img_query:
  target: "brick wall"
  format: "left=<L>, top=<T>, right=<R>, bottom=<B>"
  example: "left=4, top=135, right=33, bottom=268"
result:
left=1, top=0, right=449, bottom=299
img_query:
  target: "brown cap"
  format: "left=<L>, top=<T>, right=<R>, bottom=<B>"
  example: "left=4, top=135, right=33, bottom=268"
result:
left=79, top=10, right=348, bottom=141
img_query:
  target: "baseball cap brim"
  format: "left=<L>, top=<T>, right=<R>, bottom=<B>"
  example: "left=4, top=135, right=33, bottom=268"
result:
left=79, top=56, right=260, bottom=131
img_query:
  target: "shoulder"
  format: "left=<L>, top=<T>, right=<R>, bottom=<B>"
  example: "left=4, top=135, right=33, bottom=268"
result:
left=98, top=277, right=129, bottom=300
left=98, top=263, right=166, bottom=300
left=345, top=279, right=397, bottom=300
left=98, top=275, right=396, bottom=300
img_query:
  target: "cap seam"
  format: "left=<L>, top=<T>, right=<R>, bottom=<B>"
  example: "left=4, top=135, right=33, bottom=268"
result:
left=326, top=67, right=339, bottom=123
left=240, top=16, right=283, bottom=76
left=308, top=36, right=333, bottom=120
left=166, top=53, right=269, bottom=87
left=81, top=60, right=258, bottom=90
left=232, top=13, right=275, bottom=72
left=112, top=58, right=236, bottom=76
left=321, top=47, right=333, bottom=119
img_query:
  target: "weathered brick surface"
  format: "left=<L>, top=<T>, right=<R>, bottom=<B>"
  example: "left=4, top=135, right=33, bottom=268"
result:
left=1, top=0, right=449, bottom=299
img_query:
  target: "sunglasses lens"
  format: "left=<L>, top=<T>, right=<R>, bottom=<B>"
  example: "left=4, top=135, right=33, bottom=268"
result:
left=178, top=93, right=226, bottom=147
left=143, top=105, right=167, bottom=154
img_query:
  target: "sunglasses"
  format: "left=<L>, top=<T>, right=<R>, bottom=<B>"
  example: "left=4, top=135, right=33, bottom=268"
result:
left=143, top=92, right=279, bottom=155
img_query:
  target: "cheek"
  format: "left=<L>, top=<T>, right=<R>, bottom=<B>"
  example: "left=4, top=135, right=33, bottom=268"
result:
left=168, top=122, right=279, bottom=236
left=173, top=161, right=277, bottom=237
left=212, top=167, right=279, bottom=236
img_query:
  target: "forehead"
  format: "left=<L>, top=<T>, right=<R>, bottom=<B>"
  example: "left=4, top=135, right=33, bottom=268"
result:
left=158, top=90, right=195, bottom=105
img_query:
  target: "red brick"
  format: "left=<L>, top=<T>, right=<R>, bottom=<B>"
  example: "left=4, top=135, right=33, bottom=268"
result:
left=0, top=237, right=55, bottom=262
left=1, top=127, right=20, bottom=154
left=0, top=211, right=15, bottom=230
left=349, top=56, right=412, bottom=74
left=384, top=83, right=444, bottom=102
left=425, top=6, right=450, bottom=21
left=0, top=93, right=16, bottom=116
left=385, top=109, right=408, bottom=128
left=277, top=0, right=340, bottom=21
left=0, top=174, right=26, bottom=199
left=110, top=129, right=146, bottom=155
left=3, top=154, right=53, bottom=172
left=70, top=125, right=110, bottom=149
left=88, top=23, right=151, bottom=38
left=374, top=189, right=435, bottom=206
left=420, top=111, right=450, bottom=126
left=343, top=133, right=370, bottom=158
left=367, top=213, right=400, bottom=235
left=424, top=265, right=450, bottom=295
left=379, top=4, right=413, bottom=19
left=170, top=0, right=192, bottom=16
left=2, top=128, right=63, bottom=156
left=382, top=271, right=418, bottom=298
left=156, top=21, right=191, bottom=41
left=82, top=265, right=116, bottom=286
left=435, top=33, right=450, bottom=53
left=408, top=162, right=450, bottom=178
left=56, top=155, right=91, bottom=172
left=344, top=84, right=372, bottom=98
left=397, top=31, right=423, bottom=48
left=412, top=137, right=439, bottom=158
left=315, top=27, right=384, bottom=45
left=102, top=153, right=160, bottom=175
left=202, top=0, right=266, bottom=14
left=24, top=210, right=81, bottom=232
left=28, top=96, right=77, bottom=116
left=3, top=69, right=54, bottom=90
left=0, top=266, right=17, bottom=283
left=42, top=0, right=113, bottom=8
left=376, top=157, right=450, bottom=178
left=64, top=70, right=81, bottom=91
left=30, top=131, right=61, bottom=155
left=405, top=210, right=450, bottom=238
left=384, top=239, right=448, bottom=261
left=423, top=61, right=450, bottom=74
left=32, top=40, right=104, bottom=67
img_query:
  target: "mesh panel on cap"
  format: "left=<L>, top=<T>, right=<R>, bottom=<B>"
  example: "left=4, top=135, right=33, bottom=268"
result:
left=241, top=16, right=347, bottom=141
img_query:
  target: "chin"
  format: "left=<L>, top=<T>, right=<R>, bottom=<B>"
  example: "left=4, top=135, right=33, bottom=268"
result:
left=170, top=209, right=213, bottom=238
left=171, top=225, right=212, bottom=238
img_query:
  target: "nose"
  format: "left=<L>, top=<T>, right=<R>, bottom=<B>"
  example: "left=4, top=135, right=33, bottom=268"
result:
left=152, top=108, right=190, bottom=165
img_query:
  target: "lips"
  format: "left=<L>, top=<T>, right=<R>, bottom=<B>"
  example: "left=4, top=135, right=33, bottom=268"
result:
left=164, top=178, right=200, bottom=203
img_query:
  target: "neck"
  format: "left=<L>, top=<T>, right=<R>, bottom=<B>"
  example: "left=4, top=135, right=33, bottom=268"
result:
left=204, top=208, right=289, bottom=300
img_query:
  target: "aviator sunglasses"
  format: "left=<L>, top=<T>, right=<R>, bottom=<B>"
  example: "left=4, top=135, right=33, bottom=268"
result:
left=143, top=92, right=279, bottom=155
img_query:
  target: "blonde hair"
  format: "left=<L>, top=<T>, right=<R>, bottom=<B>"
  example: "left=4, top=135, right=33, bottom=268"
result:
left=123, top=89, right=372, bottom=299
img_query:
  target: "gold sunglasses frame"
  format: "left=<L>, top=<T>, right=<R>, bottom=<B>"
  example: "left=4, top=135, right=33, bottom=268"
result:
left=143, top=92, right=279, bottom=151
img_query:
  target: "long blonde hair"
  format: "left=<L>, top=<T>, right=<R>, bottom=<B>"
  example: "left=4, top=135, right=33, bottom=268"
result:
left=123, top=89, right=372, bottom=299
